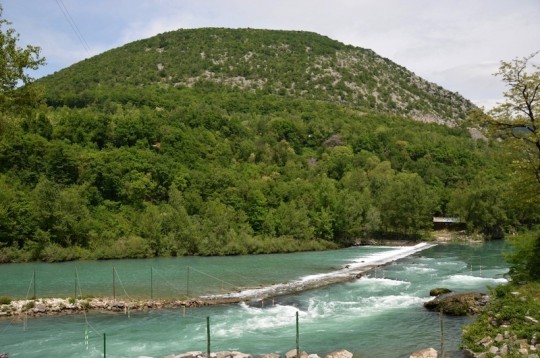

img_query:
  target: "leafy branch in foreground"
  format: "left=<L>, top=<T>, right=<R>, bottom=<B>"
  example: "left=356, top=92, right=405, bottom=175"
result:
left=0, top=4, right=45, bottom=135
left=0, top=5, right=45, bottom=94
left=486, top=51, right=540, bottom=185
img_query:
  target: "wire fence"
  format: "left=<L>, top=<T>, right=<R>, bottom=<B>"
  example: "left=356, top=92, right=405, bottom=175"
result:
left=0, top=304, right=304, bottom=358
left=0, top=265, right=268, bottom=301
left=0, top=245, right=506, bottom=301
left=0, top=244, right=508, bottom=358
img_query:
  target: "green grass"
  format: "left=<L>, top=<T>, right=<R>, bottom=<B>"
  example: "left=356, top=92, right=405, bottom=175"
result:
left=462, top=282, right=540, bottom=355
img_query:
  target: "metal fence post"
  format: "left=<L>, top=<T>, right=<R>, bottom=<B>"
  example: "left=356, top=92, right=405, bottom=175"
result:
left=187, top=267, right=191, bottom=297
left=33, top=270, right=36, bottom=300
left=296, top=311, right=300, bottom=358
left=207, top=316, right=211, bottom=358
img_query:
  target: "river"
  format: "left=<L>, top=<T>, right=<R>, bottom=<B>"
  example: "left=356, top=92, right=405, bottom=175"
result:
left=0, top=240, right=509, bottom=358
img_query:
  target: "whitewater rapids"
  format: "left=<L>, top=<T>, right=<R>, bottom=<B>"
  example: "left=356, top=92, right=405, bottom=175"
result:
left=202, top=242, right=436, bottom=303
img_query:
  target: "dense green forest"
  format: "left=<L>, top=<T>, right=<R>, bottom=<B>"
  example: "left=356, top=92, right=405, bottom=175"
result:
left=0, top=27, right=536, bottom=262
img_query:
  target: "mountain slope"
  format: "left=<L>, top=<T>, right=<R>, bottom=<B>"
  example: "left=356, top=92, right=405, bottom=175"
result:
left=39, top=28, right=473, bottom=124
left=2, top=28, right=516, bottom=263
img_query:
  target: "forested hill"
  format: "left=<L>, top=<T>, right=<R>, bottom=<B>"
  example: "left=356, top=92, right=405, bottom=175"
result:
left=38, top=28, right=473, bottom=125
left=1, top=28, right=520, bottom=263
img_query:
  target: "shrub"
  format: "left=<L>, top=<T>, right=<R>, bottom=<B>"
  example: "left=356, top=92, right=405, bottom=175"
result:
left=38, top=244, right=91, bottom=263
left=95, top=236, right=151, bottom=259
left=0, top=296, right=12, bottom=305
left=24, top=301, right=35, bottom=310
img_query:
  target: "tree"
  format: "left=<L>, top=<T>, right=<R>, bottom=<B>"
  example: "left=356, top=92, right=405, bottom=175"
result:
left=0, top=5, right=45, bottom=105
left=484, top=51, right=540, bottom=186
left=378, top=172, right=438, bottom=236
left=0, top=5, right=46, bottom=140
left=447, top=174, right=509, bottom=238
left=478, top=52, right=540, bottom=280
left=506, top=229, right=540, bottom=281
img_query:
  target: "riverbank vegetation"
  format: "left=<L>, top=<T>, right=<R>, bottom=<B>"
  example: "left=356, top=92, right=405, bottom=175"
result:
left=1, top=88, right=490, bottom=262
left=0, top=23, right=538, bottom=262
left=462, top=51, right=540, bottom=356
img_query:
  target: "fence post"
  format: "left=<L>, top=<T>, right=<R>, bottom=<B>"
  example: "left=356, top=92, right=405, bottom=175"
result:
left=187, top=267, right=190, bottom=297
left=33, top=270, right=36, bottom=300
left=440, top=309, right=445, bottom=358
left=296, top=311, right=300, bottom=358
left=113, top=267, right=116, bottom=302
left=103, top=332, right=107, bottom=358
left=207, top=316, right=211, bottom=358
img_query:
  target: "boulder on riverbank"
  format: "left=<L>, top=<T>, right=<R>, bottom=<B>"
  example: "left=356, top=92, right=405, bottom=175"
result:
left=285, top=349, right=308, bottom=358
left=155, top=350, right=354, bottom=358
left=410, top=347, right=437, bottom=357
left=324, top=349, right=353, bottom=358
left=424, top=292, right=489, bottom=315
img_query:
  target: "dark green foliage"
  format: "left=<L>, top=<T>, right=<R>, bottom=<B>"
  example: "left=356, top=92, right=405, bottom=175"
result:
left=505, top=228, right=540, bottom=282
left=378, top=172, right=438, bottom=235
left=447, top=174, right=510, bottom=238
left=0, top=28, right=530, bottom=262
left=0, top=85, right=514, bottom=261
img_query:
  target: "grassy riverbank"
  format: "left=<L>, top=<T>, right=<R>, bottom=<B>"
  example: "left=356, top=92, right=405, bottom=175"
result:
left=462, top=282, right=540, bottom=356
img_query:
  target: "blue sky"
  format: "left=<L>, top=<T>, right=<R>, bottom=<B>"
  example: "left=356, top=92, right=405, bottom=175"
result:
left=3, top=0, right=540, bottom=109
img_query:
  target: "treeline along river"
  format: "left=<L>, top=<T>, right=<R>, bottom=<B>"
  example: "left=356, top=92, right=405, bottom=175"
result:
left=0, top=241, right=508, bottom=357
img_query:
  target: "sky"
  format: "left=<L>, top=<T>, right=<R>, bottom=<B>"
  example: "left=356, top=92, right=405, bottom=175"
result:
left=2, top=0, right=540, bottom=110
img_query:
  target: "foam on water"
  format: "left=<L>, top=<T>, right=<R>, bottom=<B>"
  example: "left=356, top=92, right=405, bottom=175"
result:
left=441, top=274, right=508, bottom=288
left=210, top=273, right=426, bottom=339
left=352, top=277, right=411, bottom=292
left=349, top=243, right=434, bottom=267
left=212, top=302, right=306, bottom=338
left=203, top=243, right=434, bottom=302
left=404, top=266, right=436, bottom=273
left=341, top=294, right=426, bottom=318
left=361, top=294, right=426, bottom=309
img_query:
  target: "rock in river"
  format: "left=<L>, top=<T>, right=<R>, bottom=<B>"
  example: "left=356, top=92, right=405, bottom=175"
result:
left=424, top=292, right=489, bottom=315
left=429, top=287, right=452, bottom=296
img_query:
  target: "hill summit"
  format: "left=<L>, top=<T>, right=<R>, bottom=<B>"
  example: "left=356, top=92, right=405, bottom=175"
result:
left=39, top=28, right=473, bottom=124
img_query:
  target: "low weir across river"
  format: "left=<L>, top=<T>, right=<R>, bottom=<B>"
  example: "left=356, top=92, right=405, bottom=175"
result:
left=0, top=241, right=509, bottom=358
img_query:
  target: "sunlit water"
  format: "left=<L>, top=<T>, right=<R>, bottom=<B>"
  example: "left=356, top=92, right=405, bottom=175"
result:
left=0, top=241, right=509, bottom=358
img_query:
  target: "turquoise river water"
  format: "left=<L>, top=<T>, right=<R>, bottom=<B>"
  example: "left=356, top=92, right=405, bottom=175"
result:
left=0, top=241, right=509, bottom=358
